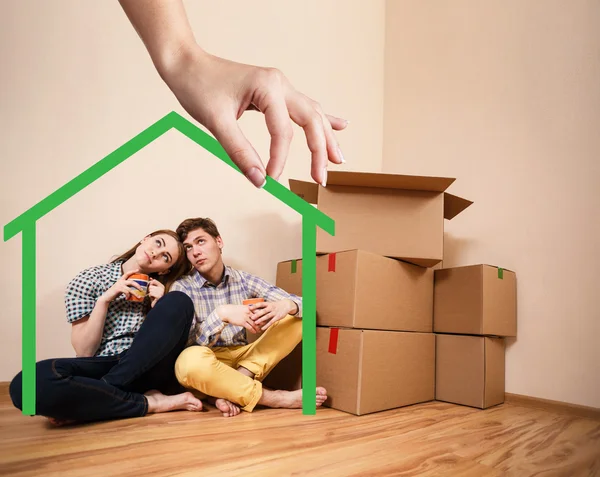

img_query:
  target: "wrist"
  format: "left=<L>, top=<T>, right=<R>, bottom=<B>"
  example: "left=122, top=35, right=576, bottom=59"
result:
left=97, top=295, right=111, bottom=306
left=288, top=299, right=298, bottom=315
left=158, top=40, right=209, bottom=85
left=216, top=305, right=228, bottom=323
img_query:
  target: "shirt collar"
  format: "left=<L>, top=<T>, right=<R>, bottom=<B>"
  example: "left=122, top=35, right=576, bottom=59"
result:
left=194, top=265, right=235, bottom=288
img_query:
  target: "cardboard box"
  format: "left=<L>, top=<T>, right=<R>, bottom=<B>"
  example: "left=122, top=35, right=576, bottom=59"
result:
left=434, top=265, right=517, bottom=337
left=435, top=334, right=505, bottom=409
left=276, top=250, right=434, bottom=332
left=290, top=171, right=472, bottom=267
left=316, top=327, right=435, bottom=415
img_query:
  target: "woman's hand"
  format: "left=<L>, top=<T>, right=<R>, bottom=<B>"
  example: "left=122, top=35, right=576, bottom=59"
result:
left=99, top=269, right=144, bottom=303
left=148, top=279, right=165, bottom=308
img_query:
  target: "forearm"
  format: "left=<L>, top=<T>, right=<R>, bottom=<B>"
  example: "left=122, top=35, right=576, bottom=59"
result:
left=118, top=0, right=201, bottom=76
left=71, top=299, right=110, bottom=357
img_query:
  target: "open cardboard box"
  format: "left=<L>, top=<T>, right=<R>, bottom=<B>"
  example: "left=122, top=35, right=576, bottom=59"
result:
left=290, top=171, right=472, bottom=267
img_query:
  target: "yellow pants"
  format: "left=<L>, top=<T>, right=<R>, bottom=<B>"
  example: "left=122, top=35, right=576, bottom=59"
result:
left=175, top=315, right=301, bottom=412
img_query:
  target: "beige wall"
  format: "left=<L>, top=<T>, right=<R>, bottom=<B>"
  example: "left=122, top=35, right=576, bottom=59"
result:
left=384, top=0, right=600, bottom=407
left=0, top=1, right=385, bottom=380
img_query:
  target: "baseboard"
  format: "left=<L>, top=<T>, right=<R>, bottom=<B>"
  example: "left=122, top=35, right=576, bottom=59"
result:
left=505, top=393, right=600, bottom=420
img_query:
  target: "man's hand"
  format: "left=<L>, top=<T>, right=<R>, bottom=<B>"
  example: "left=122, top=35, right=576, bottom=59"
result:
left=250, top=299, right=298, bottom=331
left=216, top=304, right=259, bottom=334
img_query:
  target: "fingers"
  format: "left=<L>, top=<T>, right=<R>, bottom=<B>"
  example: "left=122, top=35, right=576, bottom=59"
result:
left=244, top=320, right=259, bottom=334
left=254, top=312, right=275, bottom=326
left=211, top=116, right=267, bottom=188
left=261, top=93, right=293, bottom=181
left=123, top=279, right=144, bottom=291
left=318, top=108, right=345, bottom=166
left=287, top=93, right=328, bottom=186
left=326, top=114, right=349, bottom=131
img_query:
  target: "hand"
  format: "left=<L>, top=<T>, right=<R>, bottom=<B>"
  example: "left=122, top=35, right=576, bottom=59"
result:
left=148, top=278, right=165, bottom=308
left=119, top=0, right=348, bottom=188
left=250, top=299, right=297, bottom=331
left=217, top=304, right=259, bottom=334
left=162, top=47, right=348, bottom=188
left=100, top=269, right=144, bottom=303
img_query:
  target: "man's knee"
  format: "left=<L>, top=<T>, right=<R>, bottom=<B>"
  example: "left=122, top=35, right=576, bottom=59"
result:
left=174, top=346, right=215, bottom=386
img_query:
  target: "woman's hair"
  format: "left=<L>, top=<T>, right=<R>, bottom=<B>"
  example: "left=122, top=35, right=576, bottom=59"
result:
left=111, top=229, right=191, bottom=292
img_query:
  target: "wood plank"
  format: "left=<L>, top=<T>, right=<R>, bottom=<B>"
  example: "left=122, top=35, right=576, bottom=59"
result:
left=1, top=394, right=599, bottom=476
left=505, top=392, right=600, bottom=420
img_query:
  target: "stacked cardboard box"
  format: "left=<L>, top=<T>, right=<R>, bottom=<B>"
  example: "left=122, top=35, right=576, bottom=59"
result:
left=263, top=171, right=490, bottom=415
left=434, top=265, right=517, bottom=408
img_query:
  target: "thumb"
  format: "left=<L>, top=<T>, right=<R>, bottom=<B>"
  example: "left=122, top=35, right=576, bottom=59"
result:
left=211, top=118, right=267, bottom=188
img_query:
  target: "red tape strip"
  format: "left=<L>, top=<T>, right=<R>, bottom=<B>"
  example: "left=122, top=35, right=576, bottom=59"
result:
left=328, top=328, right=339, bottom=354
left=328, top=253, right=336, bottom=272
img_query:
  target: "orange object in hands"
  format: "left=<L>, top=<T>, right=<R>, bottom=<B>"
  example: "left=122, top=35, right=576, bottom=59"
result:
left=127, top=273, right=150, bottom=302
left=243, top=297, right=265, bottom=306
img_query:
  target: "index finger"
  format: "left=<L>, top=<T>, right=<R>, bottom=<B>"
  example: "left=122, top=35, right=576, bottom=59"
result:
left=261, top=93, right=293, bottom=181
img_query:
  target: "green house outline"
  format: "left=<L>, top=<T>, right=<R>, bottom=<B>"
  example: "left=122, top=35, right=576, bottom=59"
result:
left=3, top=111, right=334, bottom=416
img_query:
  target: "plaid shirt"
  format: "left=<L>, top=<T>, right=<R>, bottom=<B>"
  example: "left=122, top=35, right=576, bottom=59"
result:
left=171, top=265, right=302, bottom=347
left=64, top=261, right=146, bottom=357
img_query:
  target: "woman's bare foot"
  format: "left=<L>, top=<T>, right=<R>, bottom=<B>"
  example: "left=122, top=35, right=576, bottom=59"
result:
left=144, top=389, right=203, bottom=413
left=258, top=387, right=327, bottom=409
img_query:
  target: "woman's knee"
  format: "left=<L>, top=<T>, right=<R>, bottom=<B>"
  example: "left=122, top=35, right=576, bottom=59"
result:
left=9, top=371, right=23, bottom=410
left=9, top=359, right=60, bottom=413
left=154, top=291, right=195, bottom=324
left=174, top=346, right=215, bottom=386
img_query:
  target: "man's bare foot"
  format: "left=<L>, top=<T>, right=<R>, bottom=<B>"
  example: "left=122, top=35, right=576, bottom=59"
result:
left=47, top=417, right=75, bottom=427
left=215, top=398, right=241, bottom=417
left=258, top=386, right=327, bottom=409
left=204, top=396, right=241, bottom=417
left=145, top=389, right=203, bottom=413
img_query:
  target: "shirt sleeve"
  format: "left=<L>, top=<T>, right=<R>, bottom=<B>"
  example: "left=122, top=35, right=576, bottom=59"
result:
left=64, top=268, right=103, bottom=323
left=243, top=271, right=303, bottom=318
left=193, top=309, right=227, bottom=346
left=172, top=278, right=227, bottom=346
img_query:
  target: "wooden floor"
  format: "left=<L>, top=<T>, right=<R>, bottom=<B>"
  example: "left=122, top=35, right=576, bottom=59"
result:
left=1, top=391, right=599, bottom=477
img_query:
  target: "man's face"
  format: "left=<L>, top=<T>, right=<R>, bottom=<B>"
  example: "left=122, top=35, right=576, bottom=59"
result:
left=182, top=228, right=223, bottom=275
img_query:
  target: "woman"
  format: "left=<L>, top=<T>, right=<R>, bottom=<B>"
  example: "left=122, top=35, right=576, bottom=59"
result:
left=9, top=229, right=204, bottom=425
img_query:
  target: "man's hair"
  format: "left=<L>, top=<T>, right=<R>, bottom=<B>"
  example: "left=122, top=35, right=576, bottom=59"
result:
left=176, top=217, right=221, bottom=242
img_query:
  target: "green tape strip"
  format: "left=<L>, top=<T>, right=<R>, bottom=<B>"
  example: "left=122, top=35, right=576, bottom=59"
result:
left=498, top=267, right=504, bottom=279
left=291, top=259, right=297, bottom=274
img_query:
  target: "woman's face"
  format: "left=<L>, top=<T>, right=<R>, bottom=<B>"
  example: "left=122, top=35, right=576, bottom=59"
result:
left=135, top=234, right=180, bottom=275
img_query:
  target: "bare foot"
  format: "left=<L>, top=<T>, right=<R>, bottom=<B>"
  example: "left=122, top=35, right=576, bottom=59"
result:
left=145, top=389, right=203, bottom=414
left=258, top=386, right=327, bottom=409
left=204, top=396, right=241, bottom=417
left=215, top=398, right=241, bottom=418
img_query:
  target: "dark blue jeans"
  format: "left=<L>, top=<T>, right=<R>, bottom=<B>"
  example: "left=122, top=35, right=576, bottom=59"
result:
left=9, top=291, right=194, bottom=423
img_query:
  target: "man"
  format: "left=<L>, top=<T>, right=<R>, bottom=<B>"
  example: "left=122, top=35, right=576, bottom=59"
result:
left=171, top=217, right=327, bottom=417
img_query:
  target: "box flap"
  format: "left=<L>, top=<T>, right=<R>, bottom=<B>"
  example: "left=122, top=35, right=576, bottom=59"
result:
left=444, top=193, right=473, bottom=220
left=327, top=171, right=455, bottom=192
left=289, top=179, right=318, bottom=204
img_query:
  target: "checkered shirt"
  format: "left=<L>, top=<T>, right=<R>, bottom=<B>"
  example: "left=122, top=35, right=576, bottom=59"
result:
left=171, top=265, right=302, bottom=347
left=64, top=261, right=146, bottom=357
